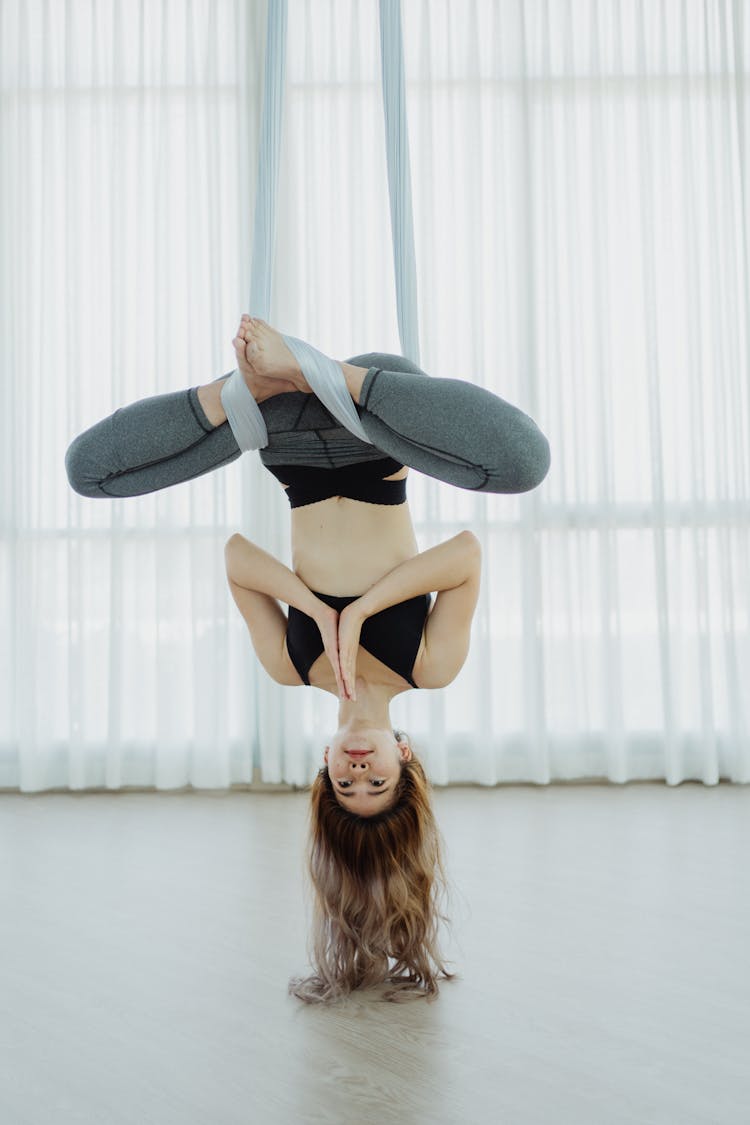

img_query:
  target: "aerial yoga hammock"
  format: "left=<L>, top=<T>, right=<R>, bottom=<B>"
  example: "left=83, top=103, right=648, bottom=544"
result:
left=64, top=0, right=551, bottom=1003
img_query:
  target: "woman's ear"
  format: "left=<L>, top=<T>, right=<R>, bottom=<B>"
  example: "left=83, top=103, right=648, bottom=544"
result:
left=396, top=732, right=412, bottom=761
left=323, top=745, right=329, bottom=763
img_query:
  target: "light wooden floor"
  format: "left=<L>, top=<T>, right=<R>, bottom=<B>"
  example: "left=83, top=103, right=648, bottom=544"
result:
left=0, top=782, right=748, bottom=1125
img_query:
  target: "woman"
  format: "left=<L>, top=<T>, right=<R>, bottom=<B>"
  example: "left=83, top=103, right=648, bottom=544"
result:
left=66, top=315, right=550, bottom=1002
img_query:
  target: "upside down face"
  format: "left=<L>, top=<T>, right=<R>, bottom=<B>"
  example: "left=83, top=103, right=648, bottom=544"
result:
left=323, top=729, right=412, bottom=817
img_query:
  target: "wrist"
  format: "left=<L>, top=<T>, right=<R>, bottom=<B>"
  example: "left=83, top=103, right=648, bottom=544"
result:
left=311, top=597, right=335, bottom=623
left=341, top=597, right=369, bottom=624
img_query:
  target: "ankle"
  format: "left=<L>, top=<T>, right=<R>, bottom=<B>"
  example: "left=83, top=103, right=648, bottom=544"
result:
left=196, top=379, right=229, bottom=427
left=339, top=362, right=370, bottom=404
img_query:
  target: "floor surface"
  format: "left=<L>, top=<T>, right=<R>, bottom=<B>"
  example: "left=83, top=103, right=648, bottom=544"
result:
left=0, top=782, right=748, bottom=1125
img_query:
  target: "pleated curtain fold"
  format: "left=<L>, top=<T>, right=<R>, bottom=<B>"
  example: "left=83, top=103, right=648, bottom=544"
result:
left=0, top=0, right=747, bottom=792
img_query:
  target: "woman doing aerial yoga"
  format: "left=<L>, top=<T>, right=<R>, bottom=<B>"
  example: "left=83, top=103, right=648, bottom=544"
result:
left=65, top=314, right=550, bottom=1001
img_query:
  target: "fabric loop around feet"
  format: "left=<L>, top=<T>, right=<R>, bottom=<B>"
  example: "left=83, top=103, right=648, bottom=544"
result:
left=220, top=369, right=270, bottom=451
left=281, top=334, right=372, bottom=444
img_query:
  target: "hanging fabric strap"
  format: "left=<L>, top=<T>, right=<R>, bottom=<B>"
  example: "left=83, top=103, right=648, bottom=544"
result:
left=222, top=0, right=371, bottom=452
left=220, top=369, right=269, bottom=450
left=222, top=0, right=287, bottom=454
left=222, top=0, right=420, bottom=454
left=379, top=0, right=420, bottom=365
left=249, top=0, right=286, bottom=322
left=283, top=335, right=371, bottom=443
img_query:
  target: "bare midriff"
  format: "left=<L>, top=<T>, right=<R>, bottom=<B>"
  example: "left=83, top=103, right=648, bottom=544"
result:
left=286, top=467, right=420, bottom=596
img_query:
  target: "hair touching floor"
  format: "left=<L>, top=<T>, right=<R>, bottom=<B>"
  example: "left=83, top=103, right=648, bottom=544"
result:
left=288, top=748, right=457, bottom=1004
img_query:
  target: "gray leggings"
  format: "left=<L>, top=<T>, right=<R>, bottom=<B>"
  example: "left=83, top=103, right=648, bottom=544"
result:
left=64, top=352, right=550, bottom=499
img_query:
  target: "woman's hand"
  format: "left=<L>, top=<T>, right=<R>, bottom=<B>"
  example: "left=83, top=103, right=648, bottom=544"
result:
left=337, top=601, right=366, bottom=702
left=313, top=602, right=349, bottom=700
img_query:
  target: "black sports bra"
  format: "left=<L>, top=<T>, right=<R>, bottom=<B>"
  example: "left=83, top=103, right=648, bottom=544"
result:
left=265, top=456, right=407, bottom=509
left=286, top=591, right=432, bottom=688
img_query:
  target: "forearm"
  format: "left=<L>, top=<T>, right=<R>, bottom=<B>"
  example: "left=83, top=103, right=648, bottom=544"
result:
left=224, top=533, right=323, bottom=619
left=356, top=530, right=480, bottom=618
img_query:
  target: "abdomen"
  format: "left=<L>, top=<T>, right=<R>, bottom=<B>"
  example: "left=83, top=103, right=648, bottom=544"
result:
left=290, top=498, right=419, bottom=595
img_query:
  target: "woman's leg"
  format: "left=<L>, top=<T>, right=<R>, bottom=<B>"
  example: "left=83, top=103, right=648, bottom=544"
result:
left=235, top=320, right=550, bottom=493
left=342, top=352, right=551, bottom=494
left=66, top=340, right=550, bottom=499
left=65, top=375, right=241, bottom=498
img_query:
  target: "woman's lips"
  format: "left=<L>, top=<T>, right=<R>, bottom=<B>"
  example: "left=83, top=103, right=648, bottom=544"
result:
left=346, top=750, right=372, bottom=758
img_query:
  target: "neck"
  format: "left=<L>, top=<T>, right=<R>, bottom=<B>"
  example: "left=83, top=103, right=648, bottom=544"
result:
left=336, top=677, right=393, bottom=732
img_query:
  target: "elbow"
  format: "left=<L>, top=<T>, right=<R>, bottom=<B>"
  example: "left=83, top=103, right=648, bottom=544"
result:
left=457, top=529, right=482, bottom=574
left=224, top=532, right=244, bottom=553
left=224, top=533, right=258, bottom=586
left=457, top=529, right=482, bottom=556
left=224, top=533, right=245, bottom=577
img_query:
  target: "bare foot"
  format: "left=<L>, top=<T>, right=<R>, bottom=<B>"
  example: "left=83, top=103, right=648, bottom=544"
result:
left=232, top=315, right=312, bottom=398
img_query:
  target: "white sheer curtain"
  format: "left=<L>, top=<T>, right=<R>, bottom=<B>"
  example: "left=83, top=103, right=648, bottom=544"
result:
left=1, top=0, right=748, bottom=793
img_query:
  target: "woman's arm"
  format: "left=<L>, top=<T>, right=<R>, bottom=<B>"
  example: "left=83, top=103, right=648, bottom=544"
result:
left=337, top=530, right=482, bottom=697
left=226, top=577, right=302, bottom=686
left=224, top=534, right=348, bottom=697
left=355, top=530, right=480, bottom=616
left=225, top=533, right=326, bottom=619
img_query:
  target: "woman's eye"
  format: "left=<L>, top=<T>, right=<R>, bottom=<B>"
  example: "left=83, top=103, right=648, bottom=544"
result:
left=338, top=779, right=385, bottom=789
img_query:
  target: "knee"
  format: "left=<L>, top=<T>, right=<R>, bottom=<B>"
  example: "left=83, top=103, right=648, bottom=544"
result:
left=515, top=428, right=551, bottom=493
left=64, top=432, right=102, bottom=498
left=484, top=422, right=551, bottom=495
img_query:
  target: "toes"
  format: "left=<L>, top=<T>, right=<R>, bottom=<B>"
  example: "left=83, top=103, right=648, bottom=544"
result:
left=232, top=317, right=266, bottom=363
left=247, top=322, right=263, bottom=350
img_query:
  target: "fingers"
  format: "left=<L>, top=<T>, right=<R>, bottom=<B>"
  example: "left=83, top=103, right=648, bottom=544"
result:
left=337, top=611, right=360, bottom=701
left=340, top=648, right=356, bottom=702
left=332, top=652, right=347, bottom=701
left=319, top=612, right=352, bottom=701
left=336, top=646, right=353, bottom=701
left=337, top=662, right=353, bottom=701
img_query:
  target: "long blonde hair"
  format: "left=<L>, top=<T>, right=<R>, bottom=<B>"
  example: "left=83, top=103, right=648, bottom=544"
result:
left=288, top=744, right=456, bottom=1004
